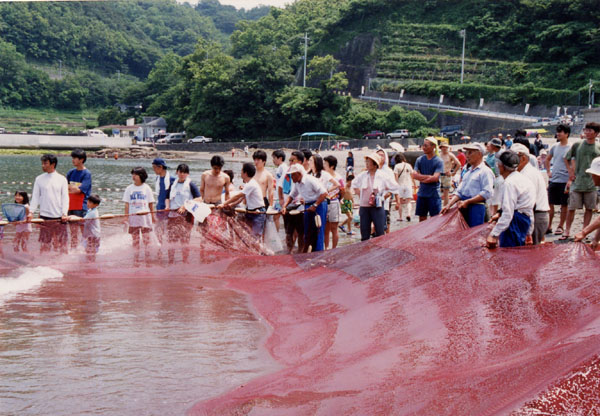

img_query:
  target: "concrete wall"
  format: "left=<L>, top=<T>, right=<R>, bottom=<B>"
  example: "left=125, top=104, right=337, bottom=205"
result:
left=0, top=134, right=132, bottom=149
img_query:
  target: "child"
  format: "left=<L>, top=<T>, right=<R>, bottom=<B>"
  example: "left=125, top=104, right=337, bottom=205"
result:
left=83, top=194, right=101, bottom=262
left=14, top=191, right=32, bottom=252
left=166, top=164, right=201, bottom=264
left=339, top=174, right=355, bottom=235
left=122, top=167, right=155, bottom=265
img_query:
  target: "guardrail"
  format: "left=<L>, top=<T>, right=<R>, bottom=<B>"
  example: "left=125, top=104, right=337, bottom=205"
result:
left=359, top=95, right=539, bottom=123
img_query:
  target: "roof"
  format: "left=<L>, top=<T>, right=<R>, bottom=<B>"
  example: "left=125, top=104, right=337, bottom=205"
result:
left=301, top=132, right=337, bottom=137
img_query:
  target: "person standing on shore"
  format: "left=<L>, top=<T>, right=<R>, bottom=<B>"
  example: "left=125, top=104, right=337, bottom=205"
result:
left=279, top=151, right=305, bottom=253
left=574, top=157, right=600, bottom=249
left=412, top=137, right=444, bottom=222
left=563, top=122, right=600, bottom=240
left=67, top=149, right=92, bottom=248
left=353, top=153, right=398, bottom=241
left=29, top=154, right=70, bottom=253
left=393, top=153, right=415, bottom=222
left=438, top=142, right=461, bottom=207
left=486, top=151, right=535, bottom=248
left=441, top=142, right=494, bottom=227
left=512, top=143, right=550, bottom=245
left=281, top=164, right=328, bottom=252
left=544, top=124, right=571, bottom=236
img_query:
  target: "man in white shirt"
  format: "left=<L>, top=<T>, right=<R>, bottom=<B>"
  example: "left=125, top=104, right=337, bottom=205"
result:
left=29, top=154, right=70, bottom=253
left=271, top=149, right=288, bottom=231
left=220, top=162, right=266, bottom=237
left=512, top=143, right=550, bottom=245
left=281, top=164, right=328, bottom=252
left=486, top=151, right=536, bottom=248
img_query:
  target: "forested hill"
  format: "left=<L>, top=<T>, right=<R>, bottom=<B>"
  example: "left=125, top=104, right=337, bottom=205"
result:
left=0, top=0, right=223, bottom=79
left=232, top=0, right=600, bottom=103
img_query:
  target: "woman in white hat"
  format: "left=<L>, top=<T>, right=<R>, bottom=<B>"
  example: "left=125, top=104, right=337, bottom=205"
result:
left=352, top=152, right=398, bottom=241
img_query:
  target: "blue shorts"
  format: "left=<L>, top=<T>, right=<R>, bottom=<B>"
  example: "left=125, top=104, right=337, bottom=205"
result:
left=415, top=196, right=441, bottom=218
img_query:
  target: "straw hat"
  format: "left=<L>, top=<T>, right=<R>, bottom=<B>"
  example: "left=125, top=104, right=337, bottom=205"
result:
left=365, top=152, right=381, bottom=168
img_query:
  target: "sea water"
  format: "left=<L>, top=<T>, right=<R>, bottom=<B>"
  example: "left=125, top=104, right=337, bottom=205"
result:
left=0, top=155, right=275, bottom=415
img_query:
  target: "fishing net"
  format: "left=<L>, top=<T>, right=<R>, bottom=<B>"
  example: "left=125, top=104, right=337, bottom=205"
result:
left=1, top=208, right=599, bottom=415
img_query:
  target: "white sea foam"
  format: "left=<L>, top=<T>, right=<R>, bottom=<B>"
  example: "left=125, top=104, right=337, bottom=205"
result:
left=0, top=266, right=63, bottom=303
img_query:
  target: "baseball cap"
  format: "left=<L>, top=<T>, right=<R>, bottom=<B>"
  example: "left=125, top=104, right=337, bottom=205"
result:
left=498, top=151, right=520, bottom=169
left=288, top=164, right=306, bottom=175
left=463, top=142, right=485, bottom=153
left=490, top=137, right=502, bottom=148
left=152, top=158, right=168, bottom=168
left=510, top=143, right=529, bottom=155
left=586, top=156, right=600, bottom=176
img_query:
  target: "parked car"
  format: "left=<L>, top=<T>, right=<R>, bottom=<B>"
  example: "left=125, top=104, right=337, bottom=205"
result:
left=163, top=133, right=185, bottom=144
left=86, top=129, right=108, bottom=138
left=152, top=133, right=167, bottom=143
left=386, top=129, right=410, bottom=140
left=440, top=125, right=464, bottom=140
left=188, top=135, right=213, bottom=144
left=363, top=130, right=385, bottom=140
left=0, top=127, right=5, bottom=133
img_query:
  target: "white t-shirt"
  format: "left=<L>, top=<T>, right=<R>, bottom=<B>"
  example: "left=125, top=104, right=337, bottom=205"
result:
left=274, top=162, right=289, bottom=189
left=394, top=162, right=414, bottom=188
left=123, top=183, right=155, bottom=228
left=243, top=178, right=265, bottom=210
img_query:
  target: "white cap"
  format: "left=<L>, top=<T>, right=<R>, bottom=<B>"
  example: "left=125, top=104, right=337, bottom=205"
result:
left=586, top=156, right=600, bottom=176
left=288, top=164, right=306, bottom=175
left=463, top=142, right=485, bottom=153
left=510, top=143, right=530, bottom=155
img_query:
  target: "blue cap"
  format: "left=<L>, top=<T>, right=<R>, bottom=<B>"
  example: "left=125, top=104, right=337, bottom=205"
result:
left=152, top=158, right=167, bottom=168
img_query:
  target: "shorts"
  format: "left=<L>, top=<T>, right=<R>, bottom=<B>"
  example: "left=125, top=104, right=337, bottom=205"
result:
left=440, top=175, right=452, bottom=190
left=397, top=185, right=412, bottom=200
left=38, top=217, right=68, bottom=247
left=415, top=196, right=441, bottom=218
left=245, top=208, right=266, bottom=237
left=68, top=209, right=87, bottom=217
left=341, top=199, right=353, bottom=214
left=327, top=199, right=340, bottom=223
left=568, top=190, right=597, bottom=210
left=547, top=182, right=569, bottom=206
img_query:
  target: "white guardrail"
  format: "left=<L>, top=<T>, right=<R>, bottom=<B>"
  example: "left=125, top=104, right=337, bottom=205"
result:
left=359, top=95, right=539, bottom=123
left=0, top=134, right=132, bottom=149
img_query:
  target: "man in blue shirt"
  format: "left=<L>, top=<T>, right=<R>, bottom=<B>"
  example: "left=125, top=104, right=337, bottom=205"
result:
left=67, top=149, right=92, bottom=248
left=152, top=158, right=176, bottom=247
left=441, top=142, right=494, bottom=227
left=412, top=137, right=444, bottom=222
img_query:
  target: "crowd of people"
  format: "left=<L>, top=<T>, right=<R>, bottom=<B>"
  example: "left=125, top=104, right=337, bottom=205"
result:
left=2, top=123, right=599, bottom=264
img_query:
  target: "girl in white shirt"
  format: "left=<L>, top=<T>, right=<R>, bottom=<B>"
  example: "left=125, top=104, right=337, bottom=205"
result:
left=122, top=167, right=155, bottom=264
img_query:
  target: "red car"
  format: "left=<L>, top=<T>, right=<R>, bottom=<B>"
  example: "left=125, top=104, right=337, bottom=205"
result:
left=362, top=130, right=385, bottom=140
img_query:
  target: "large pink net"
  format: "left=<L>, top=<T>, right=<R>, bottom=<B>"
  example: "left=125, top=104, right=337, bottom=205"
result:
left=1, top=209, right=599, bottom=414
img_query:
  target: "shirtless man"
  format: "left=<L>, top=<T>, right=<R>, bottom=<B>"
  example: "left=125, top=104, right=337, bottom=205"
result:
left=200, top=155, right=231, bottom=205
left=439, top=142, right=461, bottom=207
left=252, top=150, right=274, bottom=208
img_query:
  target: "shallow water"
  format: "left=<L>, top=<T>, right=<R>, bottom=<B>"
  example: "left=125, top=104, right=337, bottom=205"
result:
left=0, top=155, right=275, bottom=415
left=0, top=268, right=276, bottom=416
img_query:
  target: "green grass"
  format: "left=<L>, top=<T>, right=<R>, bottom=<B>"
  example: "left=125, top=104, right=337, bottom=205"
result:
left=0, top=108, right=99, bottom=134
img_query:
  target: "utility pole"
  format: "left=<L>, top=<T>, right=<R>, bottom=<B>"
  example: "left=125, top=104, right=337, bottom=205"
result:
left=303, top=32, right=309, bottom=88
left=459, top=29, right=466, bottom=84
left=589, top=79, right=594, bottom=109
left=58, top=59, right=62, bottom=79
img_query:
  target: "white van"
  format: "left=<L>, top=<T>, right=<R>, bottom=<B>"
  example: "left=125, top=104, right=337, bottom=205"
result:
left=87, top=129, right=108, bottom=138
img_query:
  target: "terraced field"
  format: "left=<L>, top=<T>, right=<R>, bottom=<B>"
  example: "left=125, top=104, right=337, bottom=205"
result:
left=372, top=23, right=578, bottom=105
